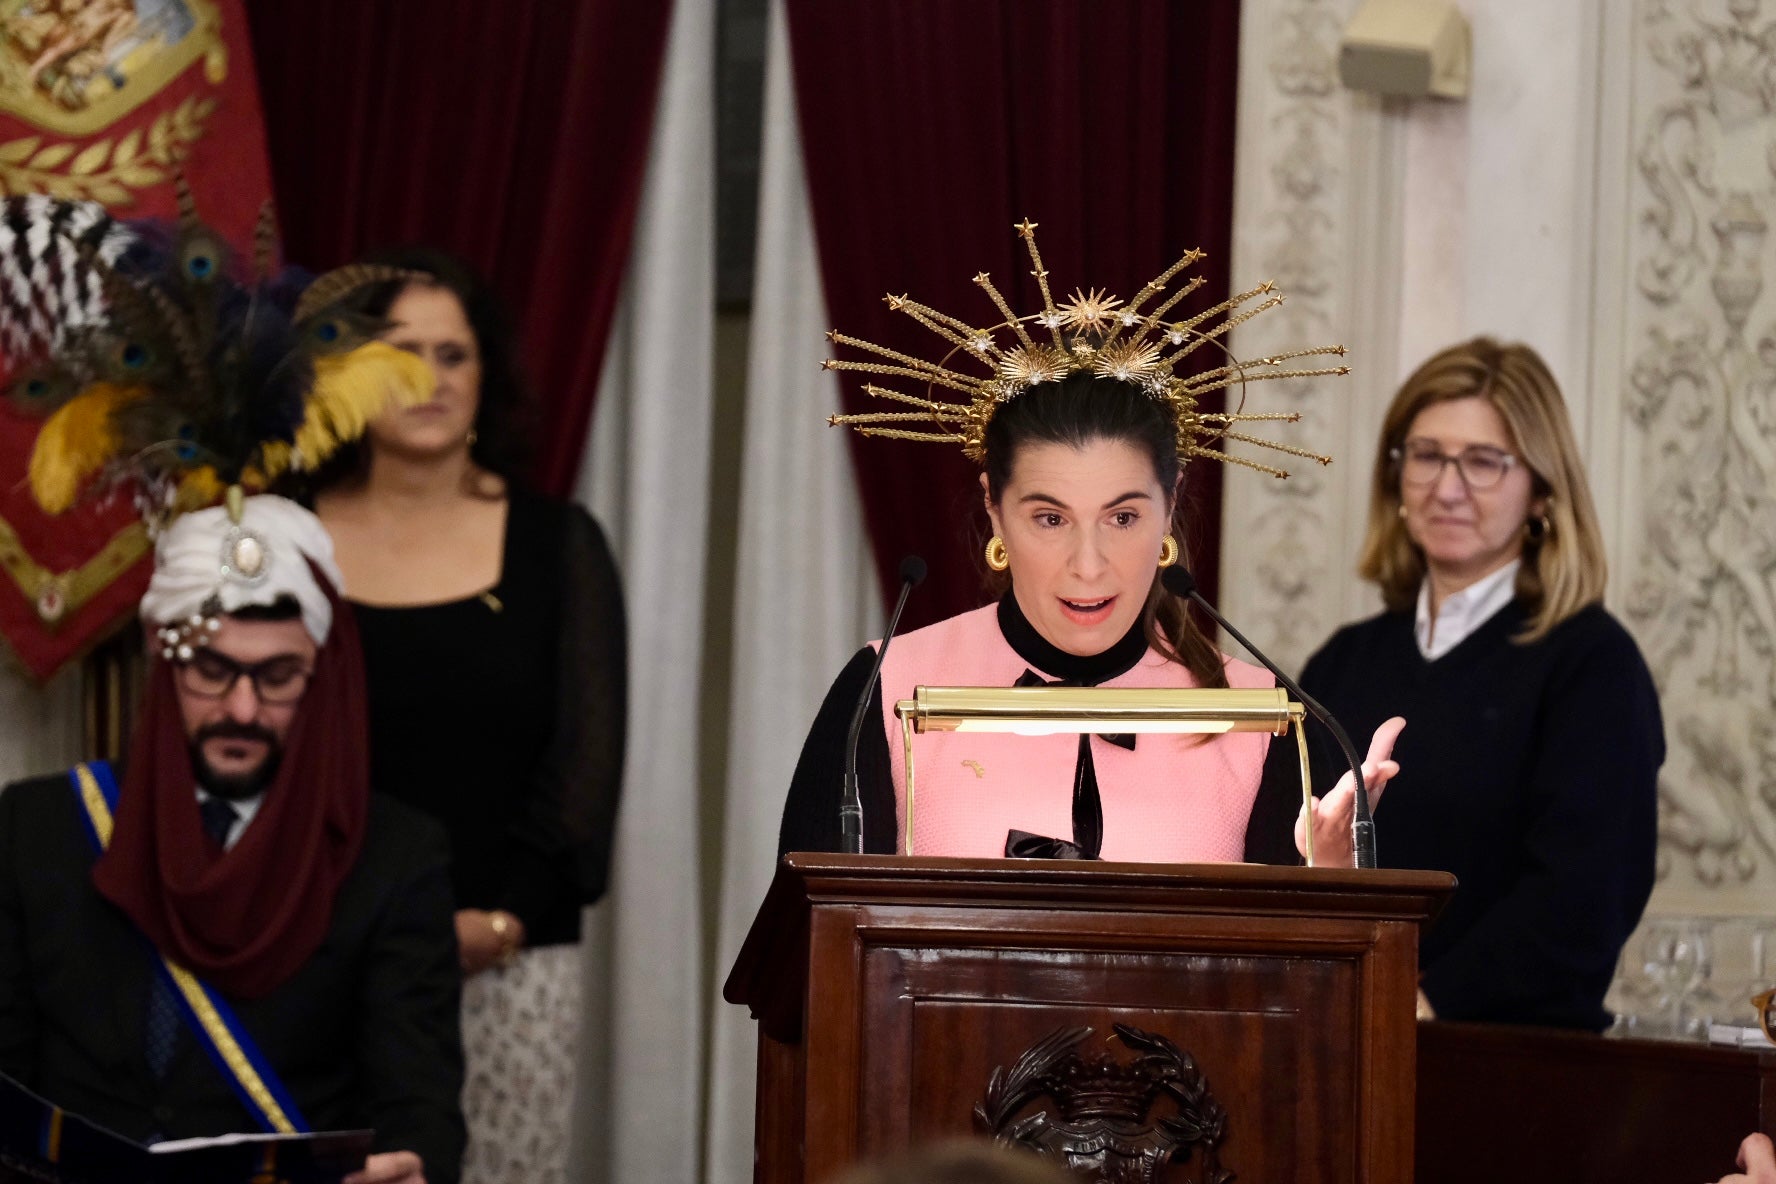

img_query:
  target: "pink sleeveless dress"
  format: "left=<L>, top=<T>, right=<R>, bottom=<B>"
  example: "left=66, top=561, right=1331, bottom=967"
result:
left=876, top=603, right=1275, bottom=861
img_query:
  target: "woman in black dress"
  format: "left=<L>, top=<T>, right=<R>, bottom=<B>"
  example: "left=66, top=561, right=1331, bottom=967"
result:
left=311, top=248, right=626, bottom=1184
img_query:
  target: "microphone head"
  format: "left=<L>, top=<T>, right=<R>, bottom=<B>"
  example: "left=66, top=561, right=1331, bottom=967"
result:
left=898, top=554, right=928, bottom=586
left=1160, top=565, right=1198, bottom=600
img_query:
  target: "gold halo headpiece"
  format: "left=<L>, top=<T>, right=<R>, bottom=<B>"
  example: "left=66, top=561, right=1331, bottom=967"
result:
left=824, top=219, right=1347, bottom=478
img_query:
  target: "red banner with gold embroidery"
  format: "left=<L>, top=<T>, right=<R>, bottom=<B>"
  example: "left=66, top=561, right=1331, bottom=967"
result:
left=0, top=0, right=272, bottom=681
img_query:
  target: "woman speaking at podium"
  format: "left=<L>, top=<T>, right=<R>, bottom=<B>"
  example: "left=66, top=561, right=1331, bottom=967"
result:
left=1290, top=338, right=1662, bottom=1030
left=778, top=224, right=1402, bottom=868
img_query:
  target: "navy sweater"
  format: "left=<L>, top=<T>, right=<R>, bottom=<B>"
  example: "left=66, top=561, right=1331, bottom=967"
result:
left=1283, top=600, right=1663, bottom=1031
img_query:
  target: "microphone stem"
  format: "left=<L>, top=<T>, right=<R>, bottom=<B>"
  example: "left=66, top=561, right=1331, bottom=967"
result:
left=842, top=577, right=918, bottom=855
left=1189, top=592, right=1377, bottom=870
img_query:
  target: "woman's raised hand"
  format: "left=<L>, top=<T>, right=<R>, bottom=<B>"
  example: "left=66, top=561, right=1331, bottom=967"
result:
left=1295, top=716, right=1405, bottom=867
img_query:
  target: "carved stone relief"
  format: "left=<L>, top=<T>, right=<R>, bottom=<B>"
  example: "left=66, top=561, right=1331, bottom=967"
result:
left=1624, top=0, right=1776, bottom=895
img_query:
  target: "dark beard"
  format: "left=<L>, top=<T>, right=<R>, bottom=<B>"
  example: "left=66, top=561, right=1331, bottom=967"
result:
left=190, top=722, right=283, bottom=801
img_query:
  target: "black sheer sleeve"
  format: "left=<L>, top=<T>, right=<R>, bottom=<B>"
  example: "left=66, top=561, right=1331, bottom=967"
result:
left=778, top=646, right=897, bottom=858
left=499, top=506, right=628, bottom=934
left=1243, top=732, right=1309, bottom=865
left=1244, top=643, right=1354, bottom=864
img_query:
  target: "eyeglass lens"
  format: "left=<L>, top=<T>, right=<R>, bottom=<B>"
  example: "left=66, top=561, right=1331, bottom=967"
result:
left=1398, top=439, right=1515, bottom=489
left=178, top=649, right=311, bottom=703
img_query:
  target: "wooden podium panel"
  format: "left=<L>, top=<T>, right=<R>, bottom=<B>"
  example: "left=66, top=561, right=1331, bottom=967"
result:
left=726, top=855, right=1451, bottom=1184
left=1417, top=1021, right=1776, bottom=1182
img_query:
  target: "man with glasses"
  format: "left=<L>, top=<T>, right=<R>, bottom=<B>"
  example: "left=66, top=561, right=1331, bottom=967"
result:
left=0, top=495, right=464, bottom=1184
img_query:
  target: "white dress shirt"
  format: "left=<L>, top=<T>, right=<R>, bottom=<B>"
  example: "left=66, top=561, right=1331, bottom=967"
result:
left=1414, top=559, right=1521, bottom=660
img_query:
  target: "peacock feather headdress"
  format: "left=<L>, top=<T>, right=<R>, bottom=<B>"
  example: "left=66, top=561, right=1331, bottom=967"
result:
left=824, top=219, right=1347, bottom=478
left=1, top=189, right=432, bottom=529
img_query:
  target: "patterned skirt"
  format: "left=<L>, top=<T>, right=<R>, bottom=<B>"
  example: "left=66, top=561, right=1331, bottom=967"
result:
left=458, top=943, right=583, bottom=1184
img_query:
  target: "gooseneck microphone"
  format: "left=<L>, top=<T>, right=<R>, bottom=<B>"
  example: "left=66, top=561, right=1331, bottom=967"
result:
left=841, top=555, right=928, bottom=854
left=1161, top=566, right=1377, bottom=869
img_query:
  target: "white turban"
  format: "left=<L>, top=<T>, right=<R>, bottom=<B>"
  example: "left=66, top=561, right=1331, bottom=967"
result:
left=139, top=495, right=343, bottom=646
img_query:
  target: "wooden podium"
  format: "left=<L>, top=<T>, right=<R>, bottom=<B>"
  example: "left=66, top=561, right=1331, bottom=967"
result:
left=725, top=854, right=1452, bottom=1184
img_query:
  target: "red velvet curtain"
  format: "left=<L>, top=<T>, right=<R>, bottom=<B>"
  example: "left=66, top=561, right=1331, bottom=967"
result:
left=786, top=0, right=1241, bottom=627
left=245, top=2, right=674, bottom=495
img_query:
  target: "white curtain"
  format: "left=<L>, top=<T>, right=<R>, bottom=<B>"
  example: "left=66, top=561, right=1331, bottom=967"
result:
left=570, top=0, right=715, bottom=1178
left=703, top=4, right=881, bottom=1181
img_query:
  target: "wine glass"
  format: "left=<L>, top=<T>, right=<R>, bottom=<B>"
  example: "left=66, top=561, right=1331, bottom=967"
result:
left=1640, top=918, right=1710, bottom=1040
left=1702, top=918, right=1769, bottom=1039
left=1739, top=920, right=1776, bottom=1044
left=1608, top=938, right=1657, bottom=1036
left=1671, top=921, right=1713, bottom=1039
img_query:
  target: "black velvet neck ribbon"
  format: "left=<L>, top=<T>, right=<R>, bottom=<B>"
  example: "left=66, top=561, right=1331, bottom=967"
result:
left=996, top=592, right=1146, bottom=861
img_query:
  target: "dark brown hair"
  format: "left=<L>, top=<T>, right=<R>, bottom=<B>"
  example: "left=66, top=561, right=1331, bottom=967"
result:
left=304, top=247, right=535, bottom=492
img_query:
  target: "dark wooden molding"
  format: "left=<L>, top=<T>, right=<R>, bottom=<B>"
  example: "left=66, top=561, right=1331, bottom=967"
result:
left=727, top=855, right=1451, bottom=1183
left=1417, top=1022, right=1776, bottom=1183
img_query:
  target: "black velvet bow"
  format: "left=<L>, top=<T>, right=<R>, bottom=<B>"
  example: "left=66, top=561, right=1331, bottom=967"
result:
left=1012, top=669, right=1136, bottom=750
left=1004, top=829, right=1090, bottom=860
left=1003, top=670, right=1146, bottom=861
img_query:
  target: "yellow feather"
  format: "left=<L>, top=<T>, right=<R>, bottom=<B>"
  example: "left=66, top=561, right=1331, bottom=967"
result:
left=176, top=467, right=225, bottom=512
left=295, top=342, right=434, bottom=466
left=251, top=441, right=294, bottom=484
left=28, top=384, right=144, bottom=513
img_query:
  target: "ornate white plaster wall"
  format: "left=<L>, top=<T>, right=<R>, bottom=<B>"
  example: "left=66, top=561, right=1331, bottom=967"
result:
left=1607, top=0, right=1776, bottom=917
left=1224, top=0, right=1402, bottom=673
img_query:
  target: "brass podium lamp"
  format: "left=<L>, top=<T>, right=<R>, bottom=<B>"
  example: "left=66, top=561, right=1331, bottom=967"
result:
left=894, top=686, right=1319, bottom=863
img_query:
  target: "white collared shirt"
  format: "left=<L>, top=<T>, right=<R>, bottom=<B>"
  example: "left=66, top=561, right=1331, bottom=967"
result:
left=1414, top=560, right=1521, bottom=660
left=193, top=788, right=265, bottom=850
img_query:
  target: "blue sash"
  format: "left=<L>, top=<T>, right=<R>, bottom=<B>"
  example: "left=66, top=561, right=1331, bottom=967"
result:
left=68, top=761, right=311, bottom=1135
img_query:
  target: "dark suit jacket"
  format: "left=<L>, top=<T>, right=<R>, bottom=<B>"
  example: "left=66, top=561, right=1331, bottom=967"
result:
left=0, top=775, right=466, bottom=1184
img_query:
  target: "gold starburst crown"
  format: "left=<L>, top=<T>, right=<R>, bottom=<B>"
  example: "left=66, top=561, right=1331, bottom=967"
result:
left=824, top=219, right=1347, bottom=477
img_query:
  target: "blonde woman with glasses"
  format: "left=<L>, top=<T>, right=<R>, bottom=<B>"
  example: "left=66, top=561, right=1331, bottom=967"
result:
left=1279, top=336, right=1664, bottom=1031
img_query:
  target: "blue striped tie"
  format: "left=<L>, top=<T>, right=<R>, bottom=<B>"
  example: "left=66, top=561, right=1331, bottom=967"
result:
left=145, top=799, right=237, bottom=1078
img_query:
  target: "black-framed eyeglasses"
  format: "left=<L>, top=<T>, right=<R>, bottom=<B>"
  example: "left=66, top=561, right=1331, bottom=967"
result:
left=1390, top=438, right=1520, bottom=490
left=175, top=648, right=312, bottom=705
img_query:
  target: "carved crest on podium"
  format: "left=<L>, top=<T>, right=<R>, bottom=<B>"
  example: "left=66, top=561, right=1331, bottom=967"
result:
left=973, top=1023, right=1231, bottom=1184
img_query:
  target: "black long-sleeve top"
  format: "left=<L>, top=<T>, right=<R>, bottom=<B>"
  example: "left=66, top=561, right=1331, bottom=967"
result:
left=353, top=491, right=627, bottom=945
left=1270, top=600, right=1663, bottom=1031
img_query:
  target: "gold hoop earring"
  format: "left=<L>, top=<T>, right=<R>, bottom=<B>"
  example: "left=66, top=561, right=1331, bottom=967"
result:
left=985, top=536, right=1009, bottom=572
left=1158, top=534, right=1179, bottom=568
left=466, top=427, right=479, bottom=447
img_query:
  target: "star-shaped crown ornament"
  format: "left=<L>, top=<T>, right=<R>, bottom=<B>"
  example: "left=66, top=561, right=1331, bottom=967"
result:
left=824, top=219, right=1347, bottom=477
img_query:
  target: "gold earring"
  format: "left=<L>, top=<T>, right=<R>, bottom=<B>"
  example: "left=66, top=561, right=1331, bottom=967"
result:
left=466, top=427, right=479, bottom=447
left=1158, top=535, right=1179, bottom=568
left=985, top=536, right=1009, bottom=571
left=1397, top=503, right=1408, bottom=520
